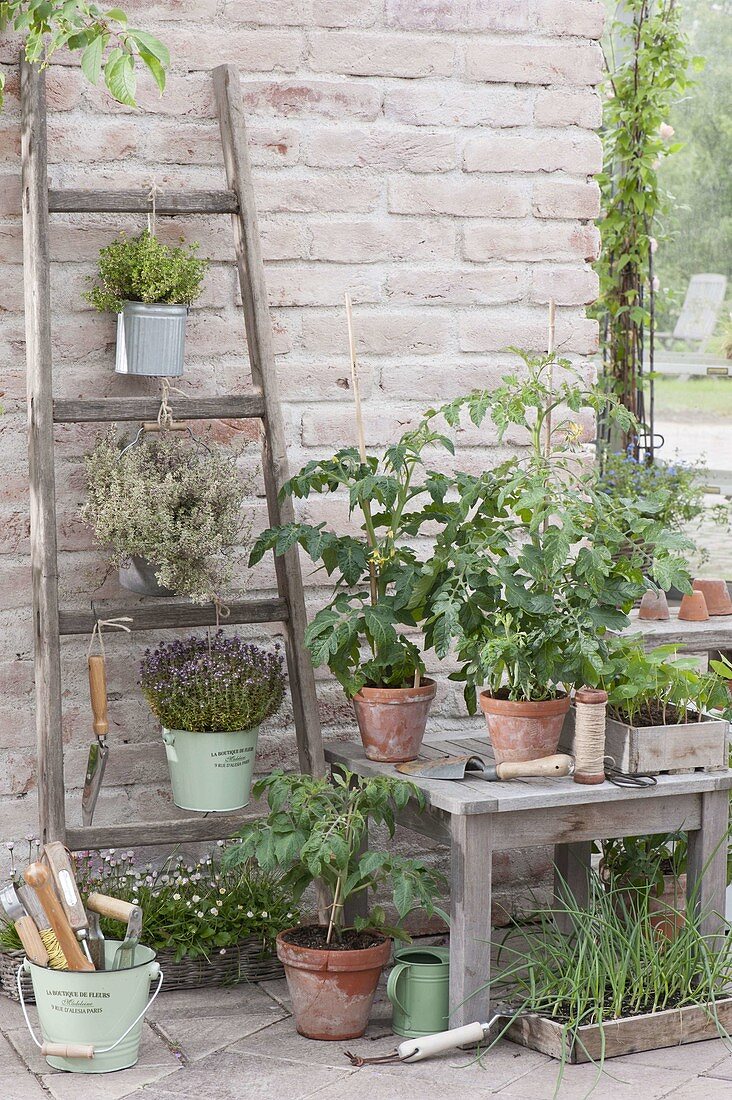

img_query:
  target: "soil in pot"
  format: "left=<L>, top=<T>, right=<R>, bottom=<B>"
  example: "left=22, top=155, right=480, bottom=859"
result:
left=608, top=703, right=698, bottom=727
left=351, top=679, right=436, bottom=763
left=480, top=691, right=570, bottom=764
left=276, top=925, right=391, bottom=1041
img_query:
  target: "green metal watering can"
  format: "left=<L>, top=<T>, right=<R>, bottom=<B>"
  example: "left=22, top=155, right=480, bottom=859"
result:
left=387, top=945, right=450, bottom=1038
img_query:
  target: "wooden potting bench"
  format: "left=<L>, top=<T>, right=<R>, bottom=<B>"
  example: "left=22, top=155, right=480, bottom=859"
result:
left=327, top=733, right=732, bottom=1027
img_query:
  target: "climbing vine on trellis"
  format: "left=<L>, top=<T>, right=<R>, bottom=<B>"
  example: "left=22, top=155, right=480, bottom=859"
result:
left=596, top=0, right=699, bottom=456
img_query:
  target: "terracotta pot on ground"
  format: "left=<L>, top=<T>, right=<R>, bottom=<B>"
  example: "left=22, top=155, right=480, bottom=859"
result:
left=678, top=590, right=709, bottom=621
left=638, top=589, right=670, bottom=621
left=692, top=579, right=732, bottom=616
left=276, top=928, right=391, bottom=1040
left=351, top=679, right=436, bottom=763
left=479, top=693, right=571, bottom=764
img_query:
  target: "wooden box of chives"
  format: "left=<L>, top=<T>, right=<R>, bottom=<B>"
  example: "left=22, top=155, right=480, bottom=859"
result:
left=504, top=999, right=732, bottom=1062
left=560, top=707, right=729, bottom=775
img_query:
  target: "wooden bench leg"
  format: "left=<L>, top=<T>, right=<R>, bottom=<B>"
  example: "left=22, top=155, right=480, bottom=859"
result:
left=343, top=821, right=369, bottom=926
left=686, top=789, right=728, bottom=951
left=554, top=841, right=592, bottom=935
left=449, top=813, right=492, bottom=1027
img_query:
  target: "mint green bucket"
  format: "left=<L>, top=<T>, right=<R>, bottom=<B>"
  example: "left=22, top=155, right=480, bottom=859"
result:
left=162, top=726, right=259, bottom=812
left=19, top=942, right=162, bottom=1073
left=387, top=946, right=450, bottom=1038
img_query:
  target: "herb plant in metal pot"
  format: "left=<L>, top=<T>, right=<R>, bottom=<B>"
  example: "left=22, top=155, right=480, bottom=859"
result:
left=225, top=769, right=447, bottom=1041
left=82, top=431, right=251, bottom=600
left=85, top=230, right=208, bottom=377
left=140, top=633, right=285, bottom=813
left=416, top=350, right=693, bottom=762
left=250, top=421, right=457, bottom=762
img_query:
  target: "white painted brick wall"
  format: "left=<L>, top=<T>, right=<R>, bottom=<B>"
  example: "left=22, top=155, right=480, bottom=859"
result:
left=0, top=0, right=604, bottom=906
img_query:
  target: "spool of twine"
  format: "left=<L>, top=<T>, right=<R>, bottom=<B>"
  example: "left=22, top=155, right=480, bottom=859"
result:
left=573, top=688, right=607, bottom=785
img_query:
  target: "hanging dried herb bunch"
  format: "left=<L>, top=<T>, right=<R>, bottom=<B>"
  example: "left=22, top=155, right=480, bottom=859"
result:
left=81, top=431, right=253, bottom=602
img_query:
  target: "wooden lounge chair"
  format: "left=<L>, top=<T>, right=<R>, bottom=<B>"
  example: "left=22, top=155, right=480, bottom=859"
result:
left=658, top=272, right=728, bottom=352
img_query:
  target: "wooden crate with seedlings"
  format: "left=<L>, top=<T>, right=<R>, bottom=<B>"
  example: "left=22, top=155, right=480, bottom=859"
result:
left=560, top=708, right=729, bottom=775
left=504, top=999, right=732, bottom=1063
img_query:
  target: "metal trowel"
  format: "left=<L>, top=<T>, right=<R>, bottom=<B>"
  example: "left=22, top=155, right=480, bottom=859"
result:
left=82, top=654, right=110, bottom=827
left=396, top=753, right=573, bottom=782
left=86, top=893, right=142, bottom=970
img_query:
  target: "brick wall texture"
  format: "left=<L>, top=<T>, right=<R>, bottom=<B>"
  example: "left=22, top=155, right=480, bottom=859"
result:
left=0, top=0, right=604, bottom=913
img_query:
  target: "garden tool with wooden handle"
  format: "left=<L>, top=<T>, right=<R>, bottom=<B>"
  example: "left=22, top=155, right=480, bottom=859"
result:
left=23, top=863, right=94, bottom=972
left=396, top=753, right=573, bottom=782
left=43, top=842, right=94, bottom=964
left=0, top=883, right=49, bottom=966
left=86, top=893, right=142, bottom=970
left=82, top=654, right=110, bottom=828
left=16, top=883, right=68, bottom=970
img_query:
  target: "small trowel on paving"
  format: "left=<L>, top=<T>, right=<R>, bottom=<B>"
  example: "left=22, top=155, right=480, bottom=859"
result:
left=81, top=653, right=110, bottom=827
left=396, top=753, right=573, bottom=782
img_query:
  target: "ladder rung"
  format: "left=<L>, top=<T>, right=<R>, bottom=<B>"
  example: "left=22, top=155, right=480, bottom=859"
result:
left=48, top=188, right=239, bottom=215
left=66, top=812, right=258, bottom=850
left=53, top=395, right=265, bottom=423
left=59, top=597, right=289, bottom=635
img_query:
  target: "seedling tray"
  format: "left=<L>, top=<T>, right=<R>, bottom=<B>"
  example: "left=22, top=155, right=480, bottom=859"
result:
left=561, top=707, right=728, bottom=775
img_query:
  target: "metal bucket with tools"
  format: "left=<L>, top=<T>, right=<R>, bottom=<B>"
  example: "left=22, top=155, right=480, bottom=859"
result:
left=19, top=942, right=162, bottom=1073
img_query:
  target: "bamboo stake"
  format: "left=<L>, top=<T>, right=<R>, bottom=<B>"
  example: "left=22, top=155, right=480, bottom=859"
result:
left=344, top=293, right=378, bottom=607
left=345, top=292, right=367, bottom=464
left=544, top=298, right=556, bottom=459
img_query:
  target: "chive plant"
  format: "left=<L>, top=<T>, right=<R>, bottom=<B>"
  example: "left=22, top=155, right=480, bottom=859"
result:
left=486, top=870, right=732, bottom=1097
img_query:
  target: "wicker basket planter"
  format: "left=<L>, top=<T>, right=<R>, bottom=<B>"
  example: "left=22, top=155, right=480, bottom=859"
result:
left=0, top=937, right=283, bottom=1003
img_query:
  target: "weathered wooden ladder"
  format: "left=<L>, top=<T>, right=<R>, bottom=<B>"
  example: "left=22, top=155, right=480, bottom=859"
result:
left=20, top=57, right=325, bottom=851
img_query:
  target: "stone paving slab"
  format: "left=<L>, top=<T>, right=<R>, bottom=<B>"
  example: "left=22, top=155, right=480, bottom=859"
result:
left=137, top=1048, right=356, bottom=1099
left=0, top=1032, right=48, bottom=1100
left=2, top=977, right=732, bottom=1100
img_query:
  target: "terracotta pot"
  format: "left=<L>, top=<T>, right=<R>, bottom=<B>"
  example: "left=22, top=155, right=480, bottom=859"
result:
left=678, top=590, right=709, bottom=621
left=638, top=589, right=670, bottom=621
left=351, top=679, right=436, bottom=763
left=276, top=928, right=391, bottom=1040
left=615, top=873, right=686, bottom=943
left=692, top=579, right=732, bottom=616
left=479, top=693, right=570, bottom=764
left=649, top=873, right=686, bottom=942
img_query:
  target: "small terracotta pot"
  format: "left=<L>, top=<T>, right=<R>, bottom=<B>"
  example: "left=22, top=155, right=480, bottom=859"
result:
left=650, top=873, right=686, bottom=942
left=276, top=928, right=391, bottom=1040
left=678, top=590, right=709, bottom=621
left=692, top=579, right=732, bottom=616
left=351, top=679, right=436, bottom=763
left=479, top=693, right=570, bottom=764
left=638, top=589, right=670, bottom=621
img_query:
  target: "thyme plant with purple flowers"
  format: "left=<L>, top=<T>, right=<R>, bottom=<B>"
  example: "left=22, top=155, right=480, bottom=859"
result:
left=140, top=632, right=285, bottom=733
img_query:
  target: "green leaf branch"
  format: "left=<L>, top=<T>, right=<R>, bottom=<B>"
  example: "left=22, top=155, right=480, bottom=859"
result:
left=0, top=2, right=169, bottom=107
left=224, top=770, right=447, bottom=943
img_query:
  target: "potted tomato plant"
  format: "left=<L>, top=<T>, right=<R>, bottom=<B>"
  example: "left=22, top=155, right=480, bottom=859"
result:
left=225, top=769, right=446, bottom=1040
left=85, top=230, right=207, bottom=377
left=416, top=350, right=693, bottom=761
left=250, top=422, right=456, bottom=762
